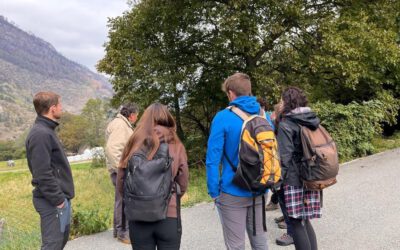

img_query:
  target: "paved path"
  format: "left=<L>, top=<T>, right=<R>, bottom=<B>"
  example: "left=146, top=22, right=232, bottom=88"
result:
left=65, top=148, right=400, bottom=250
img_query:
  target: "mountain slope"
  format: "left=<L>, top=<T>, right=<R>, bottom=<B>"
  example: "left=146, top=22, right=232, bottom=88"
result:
left=0, top=16, right=113, bottom=140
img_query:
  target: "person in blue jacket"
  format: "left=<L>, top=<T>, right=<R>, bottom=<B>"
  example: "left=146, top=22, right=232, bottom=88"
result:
left=206, top=72, right=268, bottom=250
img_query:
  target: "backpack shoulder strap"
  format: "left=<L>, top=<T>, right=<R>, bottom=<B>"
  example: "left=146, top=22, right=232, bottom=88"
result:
left=227, top=106, right=250, bottom=121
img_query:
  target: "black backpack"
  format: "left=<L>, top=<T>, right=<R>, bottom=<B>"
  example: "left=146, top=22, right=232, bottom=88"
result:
left=224, top=106, right=281, bottom=235
left=123, top=143, right=179, bottom=223
left=225, top=106, right=281, bottom=193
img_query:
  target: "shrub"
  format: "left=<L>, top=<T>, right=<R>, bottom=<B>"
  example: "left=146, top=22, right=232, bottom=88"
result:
left=313, top=99, right=398, bottom=161
left=0, top=141, right=25, bottom=161
left=90, top=148, right=106, bottom=169
left=70, top=206, right=110, bottom=238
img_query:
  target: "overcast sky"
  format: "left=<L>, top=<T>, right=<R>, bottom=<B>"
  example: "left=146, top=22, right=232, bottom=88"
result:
left=1, top=0, right=129, bottom=72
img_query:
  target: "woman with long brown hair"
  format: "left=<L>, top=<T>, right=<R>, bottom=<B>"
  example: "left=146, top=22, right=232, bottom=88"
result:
left=276, top=87, right=321, bottom=250
left=117, top=103, right=189, bottom=250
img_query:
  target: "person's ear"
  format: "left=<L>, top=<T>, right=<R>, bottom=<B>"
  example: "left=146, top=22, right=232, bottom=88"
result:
left=49, top=105, right=55, bottom=114
left=227, top=90, right=232, bottom=101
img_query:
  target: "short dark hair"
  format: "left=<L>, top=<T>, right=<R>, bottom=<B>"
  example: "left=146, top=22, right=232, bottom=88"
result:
left=120, top=103, right=139, bottom=118
left=222, top=73, right=252, bottom=96
left=33, top=92, right=60, bottom=115
left=257, top=97, right=270, bottom=111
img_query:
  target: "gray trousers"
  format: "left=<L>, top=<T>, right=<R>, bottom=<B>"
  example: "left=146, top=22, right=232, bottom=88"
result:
left=216, top=192, right=268, bottom=250
left=33, top=197, right=70, bottom=250
left=110, top=172, right=129, bottom=238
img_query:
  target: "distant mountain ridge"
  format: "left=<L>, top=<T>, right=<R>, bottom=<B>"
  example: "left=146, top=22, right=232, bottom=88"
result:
left=0, top=16, right=113, bottom=141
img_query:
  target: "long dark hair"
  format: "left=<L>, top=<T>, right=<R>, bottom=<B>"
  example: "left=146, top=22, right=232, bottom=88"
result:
left=119, top=103, right=180, bottom=168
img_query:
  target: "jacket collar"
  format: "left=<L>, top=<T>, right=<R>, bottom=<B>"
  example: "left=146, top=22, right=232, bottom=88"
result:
left=116, top=113, right=134, bottom=129
left=288, top=107, right=312, bottom=115
left=35, top=115, right=59, bottom=130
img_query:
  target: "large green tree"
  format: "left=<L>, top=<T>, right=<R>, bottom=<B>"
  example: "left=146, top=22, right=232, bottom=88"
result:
left=81, top=98, right=109, bottom=147
left=58, top=112, right=89, bottom=153
left=58, top=99, right=109, bottom=153
left=98, top=0, right=400, bottom=149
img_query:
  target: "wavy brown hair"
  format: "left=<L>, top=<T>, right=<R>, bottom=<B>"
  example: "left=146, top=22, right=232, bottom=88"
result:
left=281, top=86, right=308, bottom=115
left=274, top=87, right=308, bottom=127
left=119, top=103, right=180, bottom=168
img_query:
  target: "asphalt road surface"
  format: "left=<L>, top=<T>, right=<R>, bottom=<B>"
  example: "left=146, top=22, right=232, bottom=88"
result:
left=65, top=148, right=400, bottom=250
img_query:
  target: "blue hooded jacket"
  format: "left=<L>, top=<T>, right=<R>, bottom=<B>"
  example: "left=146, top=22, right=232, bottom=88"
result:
left=206, top=96, right=272, bottom=198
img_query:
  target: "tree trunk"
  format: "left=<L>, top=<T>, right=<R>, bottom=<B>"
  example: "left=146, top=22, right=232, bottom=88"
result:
left=174, top=96, right=185, bottom=141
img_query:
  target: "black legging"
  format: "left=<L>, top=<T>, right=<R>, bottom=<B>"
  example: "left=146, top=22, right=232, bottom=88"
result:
left=277, top=187, right=293, bottom=236
left=129, top=218, right=181, bottom=250
left=289, top=218, right=318, bottom=250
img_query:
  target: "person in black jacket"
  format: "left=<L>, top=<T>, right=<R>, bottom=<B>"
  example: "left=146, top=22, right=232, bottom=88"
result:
left=26, top=92, right=75, bottom=250
left=276, top=87, right=321, bottom=250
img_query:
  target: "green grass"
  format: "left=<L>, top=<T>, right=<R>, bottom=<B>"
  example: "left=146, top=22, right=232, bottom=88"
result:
left=182, top=165, right=212, bottom=206
left=1, top=131, right=399, bottom=249
left=0, top=161, right=208, bottom=250
left=0, top=159, right=91, bottom=172
left=372, top=131, right=400, bottom=153
left=0, top=163, right=112, bottom=250
left=0, top=158, right=28, bottom=171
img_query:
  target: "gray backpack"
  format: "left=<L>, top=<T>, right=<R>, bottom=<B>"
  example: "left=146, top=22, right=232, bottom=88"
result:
left=123, top=143, right=176, bottom=222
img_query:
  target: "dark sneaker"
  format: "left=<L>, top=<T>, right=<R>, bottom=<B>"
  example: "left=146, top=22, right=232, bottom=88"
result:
left=276, top=233, right=294, bottom=246
left=274, top=215, right=284, bottom=223
left=278, top=221, right=287, bottom=229
left=265, top=201, right=279, bottom=211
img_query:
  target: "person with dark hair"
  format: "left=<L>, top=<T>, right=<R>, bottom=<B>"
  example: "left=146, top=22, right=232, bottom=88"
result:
left=26, top=92, right=75, bottom=250
left=206, top=73, right=269, bottom=250
left=119, top=103, right=139, bottom=119
left=117, top=103, right=189, bottom=249
left=264, top=101, right=294, bottom=246
left=276, top=87, right=321, bottom=250
left=105, top=102, right=139, bottom=244
left=258, top=99, right=295, bottom=246
left=257, top=96, right=275, bottom=131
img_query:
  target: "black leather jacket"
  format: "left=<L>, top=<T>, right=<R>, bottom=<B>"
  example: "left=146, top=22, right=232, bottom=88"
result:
left=277, top=110, right=320, bottom=186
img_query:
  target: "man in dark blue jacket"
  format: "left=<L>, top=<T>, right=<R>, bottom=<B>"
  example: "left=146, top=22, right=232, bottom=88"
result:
left=206, top=73, right=268, bottom=249
left=26, top=92, right=75, bottom=250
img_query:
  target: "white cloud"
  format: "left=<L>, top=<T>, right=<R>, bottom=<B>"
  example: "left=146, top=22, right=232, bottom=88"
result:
left=1, top=0, right=128, bottom=72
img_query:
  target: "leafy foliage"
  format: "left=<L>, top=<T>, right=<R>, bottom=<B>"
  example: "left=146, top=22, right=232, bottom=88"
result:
left=0, top=130, right=27, bottom=161
left=58, top=99, right=109, bottom=153
left=313, top=98, right=400, bottom=161
left=90, top=150, right=106, bottom=169
left=58, top=113, right=90, bottom=153
left=70, top=206, right=110, bottom=238
left=81, top=99, right=109, bottom=148
left=98, top=0, right=400, bottom=161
